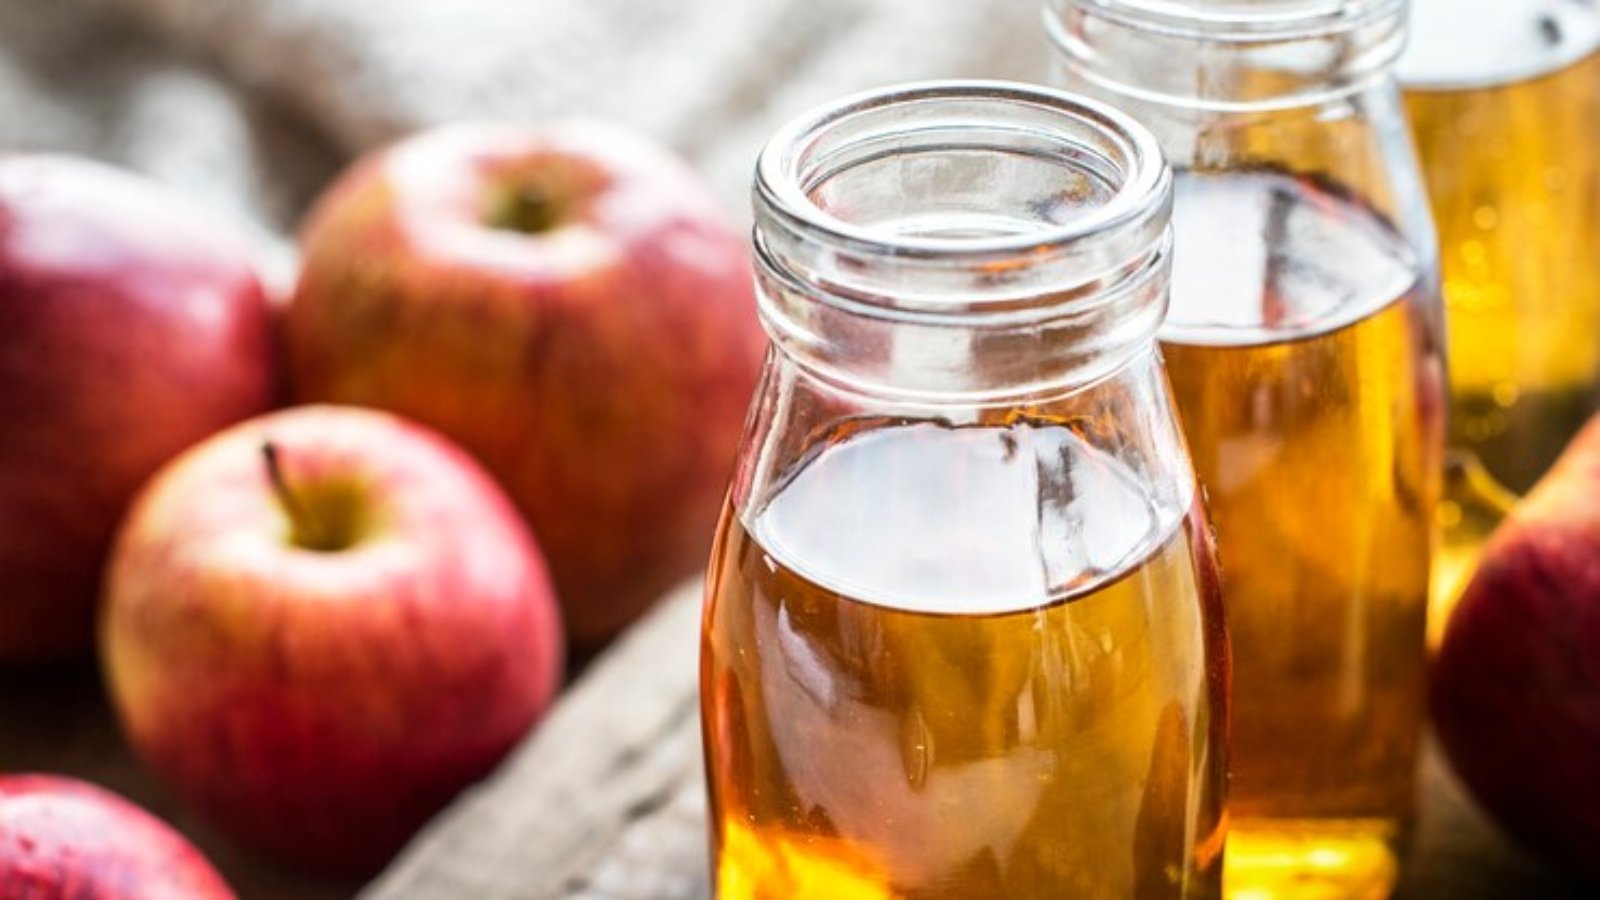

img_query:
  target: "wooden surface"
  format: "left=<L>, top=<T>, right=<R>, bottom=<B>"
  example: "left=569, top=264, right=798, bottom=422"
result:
left=2, top=579, right=1591, bottom=899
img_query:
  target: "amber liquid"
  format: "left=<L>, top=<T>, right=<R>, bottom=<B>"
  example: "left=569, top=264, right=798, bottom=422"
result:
left=1404, top=50, right=1600, bottom=639
left=1163, top=172, right=1440, bottom=898
left=702, top=420, right=1228, bottom=899
left=1405, top=50, right=1600, bottom=495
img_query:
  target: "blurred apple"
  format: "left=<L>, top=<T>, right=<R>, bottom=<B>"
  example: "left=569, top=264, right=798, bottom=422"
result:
left=0, top=155, right=277, bottom=661
left=102, top=405, right=564, bottom=875
left=283, top=121, right=764, bottom=645
left=0, top=774, right=235, bottom=899
left=1431, top=415, right=1600, bottom=880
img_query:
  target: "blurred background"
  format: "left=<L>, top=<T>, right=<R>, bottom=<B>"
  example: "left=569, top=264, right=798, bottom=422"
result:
left=0, top=0, right=1049, bottom=270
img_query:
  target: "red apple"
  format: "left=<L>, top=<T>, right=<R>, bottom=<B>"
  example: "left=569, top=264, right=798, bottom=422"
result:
left=1431, top=415, right=1600, bottom=880
left=0, top=774, right=235, bottom=899
left=283, top=121, right=764, bottom=645
left=101, top=405, right=564, bottom=875
left=0, top=155, right=277, bottom=661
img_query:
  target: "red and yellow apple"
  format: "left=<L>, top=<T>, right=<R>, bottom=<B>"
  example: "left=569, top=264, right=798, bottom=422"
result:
left=0, top=155, right=277, bottom=661
left=0, top=774, right=235, bottom=899
left=283, top=121, right=765, bottom=645
left=101, top=405, right=564, bottom=875
left=1431, top=415, right=1600, bottom=880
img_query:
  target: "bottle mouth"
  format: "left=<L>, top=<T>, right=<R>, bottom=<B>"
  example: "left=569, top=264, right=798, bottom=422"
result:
left=1047, top=0, right=1408, bottom=111
left=1049, top=0, right=1406, bottom=42
left=754, top=80, right=1171, bottom=321
left=751, top=81, right=1174, bottom=401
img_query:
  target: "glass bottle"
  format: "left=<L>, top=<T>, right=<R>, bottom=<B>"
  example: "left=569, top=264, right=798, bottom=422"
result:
left=700, top=81, right=1229, bottom=899
left=1400, top=0, right=1600, bottom=632
left=1047, top=2, right=1446, bottom=897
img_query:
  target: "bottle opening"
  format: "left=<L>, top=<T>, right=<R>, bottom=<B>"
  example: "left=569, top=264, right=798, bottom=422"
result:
left=755, top=80, right=1170, bottom=317
left=751, top=81, right=1174, bottom=400
left=1052, top=0, right=1404, bottom=40
left=1047, top=0, right=1408, bottom=109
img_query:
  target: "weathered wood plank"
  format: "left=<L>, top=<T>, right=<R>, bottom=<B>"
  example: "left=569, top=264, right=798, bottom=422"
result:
left=368, top=580, right=1593, bottom=900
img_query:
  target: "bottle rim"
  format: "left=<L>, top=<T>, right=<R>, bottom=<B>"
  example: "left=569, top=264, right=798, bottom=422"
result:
left=1046, top=0, right=1407, bottom=42
left=753, top=79, right=1170, bottom=279
left=750, top=80, right=1176, bottom=401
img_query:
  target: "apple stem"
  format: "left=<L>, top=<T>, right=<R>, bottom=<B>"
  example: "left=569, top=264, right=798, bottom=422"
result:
left=488, top=184, right=561, bottom=234
left=261, top=440, right=329, bottom=550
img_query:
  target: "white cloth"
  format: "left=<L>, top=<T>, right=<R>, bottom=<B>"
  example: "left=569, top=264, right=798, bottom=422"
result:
left=2, top=0, right=1052, bottom=249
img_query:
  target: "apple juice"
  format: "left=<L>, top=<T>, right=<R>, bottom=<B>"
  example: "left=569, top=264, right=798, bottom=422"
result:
left=1160, top=172, right=1440, bottom=898
left=702, top=420, right=1228, bottom=900
left=1402, top=13, right=1600, bottom=495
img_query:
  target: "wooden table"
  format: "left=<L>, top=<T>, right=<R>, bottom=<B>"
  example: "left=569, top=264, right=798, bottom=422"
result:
left=2, top=581, right=1590, bottom=899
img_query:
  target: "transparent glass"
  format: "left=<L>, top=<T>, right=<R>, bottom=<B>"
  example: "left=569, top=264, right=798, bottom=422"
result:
left=1048, top=2, right=1447, bottom=897
left=1400, top=0, right=1600, bottom=636
left=700, top=82, right=1229, bottom=899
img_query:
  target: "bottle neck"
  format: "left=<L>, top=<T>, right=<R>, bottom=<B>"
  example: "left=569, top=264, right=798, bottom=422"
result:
left=754, top=230, right=1174, bottom=404
left=752, top=81, right=1174, bottom=404
left=1046, top=0, right=1408, bottom=113
left=1048, top=0, right=1436, bottom=263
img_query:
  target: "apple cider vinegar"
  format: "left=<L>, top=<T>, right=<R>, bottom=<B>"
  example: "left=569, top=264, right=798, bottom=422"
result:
left=1161, top=172, right=1439, bottom=898
left=704, top=421, right=1228, bottom=900
left=704, top=83, right=1227, bottom=899
left=1050, top=1, right=1446, bottom=892
left=1401, top=0, right=1600, bottom=495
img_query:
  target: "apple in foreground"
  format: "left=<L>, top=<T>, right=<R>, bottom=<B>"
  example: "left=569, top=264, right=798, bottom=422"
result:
left=101, top=405, right=564, bottom=875
left=1431, top=415, right=1600, bottom=880
left=283, top=121, right=765, bottom=645
left=0, top=155, right=277, bottom=661
left=0, top=774, right=234, bottom=899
